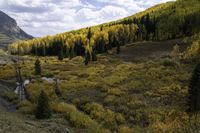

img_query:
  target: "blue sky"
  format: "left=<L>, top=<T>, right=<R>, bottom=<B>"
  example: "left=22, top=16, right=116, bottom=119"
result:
left=0, top=0, right=174, bottom=37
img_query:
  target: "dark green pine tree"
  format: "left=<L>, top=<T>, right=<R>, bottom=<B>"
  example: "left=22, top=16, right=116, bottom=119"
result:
left=36, top=44, right=39, bottom=56
left=87, top=28, right=92, bottom=41
left=35, top=90, right=52, bottom=119
left=187, top=63, right=200, bottom=115
left=84, top=52, right=91, bottom=65
left=35, top=58, right=41, bottom=75
left=42, top=44, right=46, bottom=57
left=116, top=41, right=121, bottom=54
left=69, top=48, right=75, bottom=60
left=92, top=50, right=97, bottom=61
left=100, top=26, right=103, bottom=31
left=58, top=48, right=64, bottom=61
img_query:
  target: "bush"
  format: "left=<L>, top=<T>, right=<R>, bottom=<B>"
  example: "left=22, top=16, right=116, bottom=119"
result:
left=118, top=126, right=134, bottom=133
left=133, top=109, right=150, bottom=127
left=184, top=41, right=200, bottom=59
left=127, top=100, right=146, bottom=110
left=51, top=102, right=109, bottom=133
left=3, top=91, right=18, bottom=102
left=161, top=58, right=179, bottom=67
left=82, top=102, right=126, bottom=131
left=107, top=88, right=124, bottom=96
left=17, top=100, right=36, bottom=114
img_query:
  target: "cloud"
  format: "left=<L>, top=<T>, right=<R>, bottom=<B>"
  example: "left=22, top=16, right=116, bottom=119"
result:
left=0, top=0, right=174, bottom=37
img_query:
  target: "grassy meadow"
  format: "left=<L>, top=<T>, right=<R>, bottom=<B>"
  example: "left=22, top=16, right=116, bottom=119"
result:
left=0, top=43, right=199, bottom=132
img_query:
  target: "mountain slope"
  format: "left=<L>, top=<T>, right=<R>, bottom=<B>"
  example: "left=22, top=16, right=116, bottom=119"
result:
left=9, top=0, right=200, bottom=57
left=0, top=10, right=32, bottom=48
left=115, top=0, right=200, bottom=40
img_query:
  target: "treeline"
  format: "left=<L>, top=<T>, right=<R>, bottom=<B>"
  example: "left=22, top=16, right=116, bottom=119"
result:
left=9, top=0, right=200, bottom=59
left=9, top=24, right=138, bottom=58
left=115, top=0, right=200, bottom=41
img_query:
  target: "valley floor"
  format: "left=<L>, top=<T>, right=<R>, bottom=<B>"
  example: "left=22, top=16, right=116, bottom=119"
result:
left=0, top=40, right=199, bottom=133
left=114, top=39, right=189, bottom=62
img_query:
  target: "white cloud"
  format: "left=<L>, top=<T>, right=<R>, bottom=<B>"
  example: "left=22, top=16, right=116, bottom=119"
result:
left=0, top=0, right=174, bottom=37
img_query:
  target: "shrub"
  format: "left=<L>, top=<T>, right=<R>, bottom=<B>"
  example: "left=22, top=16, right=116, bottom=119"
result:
left=51, top=102, right=109, bottom=133
left=82, top=102, right=126, bottom=131
left=161, top=58, right=179, bottom=67
left=118, top=126, right=134, bottom=133
left=107, top=88, right=124, bottom=96
left=26, top=81, right=57, bottom=103
left=17, top=100, right=36, bottom=114
left=134, top=109, right=150, bottom=127
left=3, top=91, right=18, bottom=102
left=127, top=100, right=146, bottom=110
left=171, top=44, right=180, bottom=61
left=104, top=95, right=116, bottom=104
left=184, top=41, right=200, bottom=59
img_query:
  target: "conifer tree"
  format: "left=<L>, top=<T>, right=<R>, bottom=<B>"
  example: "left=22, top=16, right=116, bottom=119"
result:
left=92, top=50, right=97, bottom=61
left=42, top=44, right=46, bottom=57
left=100, top=26, right=103, bottom=31
left=87, top=28, right=92, bottom=41
left=35, top=90, right=52, bottom=119
left=84, top=52, right=90, bottom=65
left=187, top=63, right=200, bottom=115
left=35, top=58, right=41, bottom=75
left=58, top=48, right=64, bottom=61
left=69, top=48, right=75, bottom=60
left=116, top=35, right=121, bottom=54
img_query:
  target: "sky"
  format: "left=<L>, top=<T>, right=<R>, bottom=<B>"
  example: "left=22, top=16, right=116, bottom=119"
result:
left=0, top=0, right=174, bottom=37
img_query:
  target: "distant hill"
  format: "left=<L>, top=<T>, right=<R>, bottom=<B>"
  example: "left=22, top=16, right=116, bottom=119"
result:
left=0, top=10, right=32, bottom=48
left=9, top=0, right=200, bottom=57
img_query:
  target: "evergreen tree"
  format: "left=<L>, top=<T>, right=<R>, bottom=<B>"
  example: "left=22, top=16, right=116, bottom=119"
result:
left=42, top=44, right=46, bottom=57
left=65, top=47, right=70, bottom=58
left=87, top=28, right=92, bottom=41
left=36, top=44, right=39, bottom=56
left=35, top=58, right=41, bottom=75
left=84, top=52, right=90, bottom=65
left=116, top=44, right=121, bottom=54
left=100, top=26, right=103, bottom=31
left=92, top=50, right=97, bottom=61
left=58, top=49, right=64, bottom=61
left=35, top=90, right=52, bottom=119
left=69, top=48, right=75, bottom=60
left=187, top=63, right=200, bottom=115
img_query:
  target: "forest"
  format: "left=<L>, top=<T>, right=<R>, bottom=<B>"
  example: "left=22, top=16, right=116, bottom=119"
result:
left=8, top=0, right=200, bottom=60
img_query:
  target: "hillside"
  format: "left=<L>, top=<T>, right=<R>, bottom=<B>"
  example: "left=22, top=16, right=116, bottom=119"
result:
left=0, top=10, right=32, bottom=48
left=9, top=0, right=200, bottom=58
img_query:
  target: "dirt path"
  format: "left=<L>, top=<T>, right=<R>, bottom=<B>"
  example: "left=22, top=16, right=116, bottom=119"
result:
left=113, top=39, right=190, bottom=62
